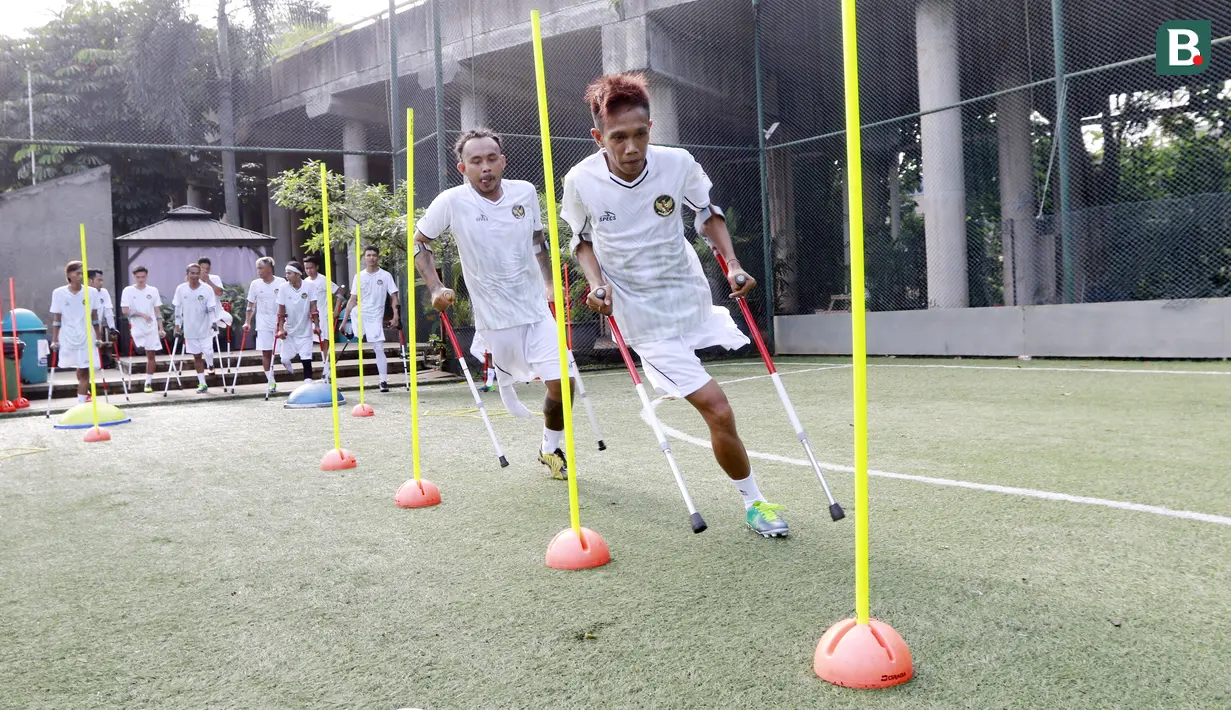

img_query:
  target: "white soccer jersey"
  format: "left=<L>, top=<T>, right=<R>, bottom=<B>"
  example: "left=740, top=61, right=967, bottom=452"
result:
left=418, top=179, right=550, bottom=331
left=305, top=274, right=339, bottom=322
left=247, top=277, right=286, bottom=332
left=561, top=145, right=715, bottom=345
left=172, top=282, right=220, bottom=340
left=96, top=287, right=116, bottom=330
left=351, top=268, right=398, bottom=323
left=49, top=285, right=103, bottom=349
left=278, top=280, right=317, bottom=338
left=121, top=285, right=162, bottom=337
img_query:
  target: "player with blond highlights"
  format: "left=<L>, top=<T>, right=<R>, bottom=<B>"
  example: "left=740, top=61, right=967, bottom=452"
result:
left=562, top=72, right=788, bottom=537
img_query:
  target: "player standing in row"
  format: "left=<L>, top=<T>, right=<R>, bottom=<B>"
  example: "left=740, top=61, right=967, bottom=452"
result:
left=49, top=261, right=103, bottom=404
left=340, top=246, right=399, bottom=393
left=197, top=257, right=227, bottom=376
left=414, top=128, right=572, bottom=479
left=243, top=256, right=286, bottom=395
left=303, top=254, right=340, bottom=381
left=562, top=72, right=788, bottom=537
left=172, top=263, right=221, bottom=393
left=275, top=262, right=319, bottom=383
left=87, top=269, right=117, bottom=368
left=120, top=265, right=165, bottom=393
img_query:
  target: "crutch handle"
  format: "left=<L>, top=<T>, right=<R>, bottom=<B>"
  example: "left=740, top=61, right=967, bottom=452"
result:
left=735, top=274, right=747, bottom=288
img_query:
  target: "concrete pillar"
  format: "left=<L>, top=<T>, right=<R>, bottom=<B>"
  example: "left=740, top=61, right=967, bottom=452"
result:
left=647, top=79, right=680, bottom=145
left=343, top=119, right=369, bottom=281
left=915, top=0, right=968, bottom=308
left=266, top=154, right=293, bottom=268
left=186, top=184, right=205, bottom=208
left=768, top=151, right=797, bottom=313
left=460, top=91, right=488, bottom=130
left=996, top=84, right=1037, bottom=306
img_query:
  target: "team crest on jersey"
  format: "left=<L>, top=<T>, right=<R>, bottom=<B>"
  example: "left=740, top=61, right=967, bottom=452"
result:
left=654, top=195, right=676, bottom=217
left=512, top=205, right=525, bottom=219
left=301, top=292, right=309, bottom=299
left=146, top=294, right=153, bottom=300
left=197, top=294, right=204, bottom=301
left=377, top=279, right=384, bottom=286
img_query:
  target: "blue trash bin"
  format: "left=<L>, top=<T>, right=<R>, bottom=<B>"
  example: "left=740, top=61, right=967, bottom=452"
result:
left=2, top=309, right=48, bottom=385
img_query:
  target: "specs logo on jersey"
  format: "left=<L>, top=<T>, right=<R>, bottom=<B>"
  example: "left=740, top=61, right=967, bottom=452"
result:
left=654, top=195, right=676, bottom=217
left=599, top=210, right=617, bottom=223
left=476, top=214, right=490, bottom=222
left=512, top=205, right=525, bottom=219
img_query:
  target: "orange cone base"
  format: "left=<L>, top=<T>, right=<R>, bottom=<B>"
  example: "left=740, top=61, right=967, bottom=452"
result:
left=814, top=618, right=913, bottom=689
left=13, top=397, right=29, bottom=409
left=320, top=448, right=357, bottom=471
left=83, top=426, right=111, bottom=443
left=545, top=527, right=611, bottom=570
left=395, top=479, right=441, bottom=508
left=351, top=403, right=375, bottom=417
left=0, top=400, right=14, bottom=413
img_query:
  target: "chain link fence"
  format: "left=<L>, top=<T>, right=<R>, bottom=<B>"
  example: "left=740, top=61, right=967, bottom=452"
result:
left=3, top=0, right=1230, bottom=362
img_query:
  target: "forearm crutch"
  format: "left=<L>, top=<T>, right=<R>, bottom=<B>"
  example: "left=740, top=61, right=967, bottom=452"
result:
left=44, top=350, right=58, bottom=418
left=398, top=326, right=411, bottom=391
left=704, top=242, right=845, bottom=521
left=230, top=328, right=250, bottom=394
left=111, top=340, right=130, bottom=401
left=440, top=310, right=508, bottom=468
left=549, top=301, right=605, bottom=451
left=162, top=336, right=182, bottom=397
left=599, top=293, right=705, bottom=534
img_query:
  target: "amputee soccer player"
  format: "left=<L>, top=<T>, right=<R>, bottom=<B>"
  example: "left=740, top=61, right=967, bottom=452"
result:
left=48, top=261, right=104, bottom=403
left=562, top=72, right=788, bottom=537
left=303, top=254, right=341, bottom=381
left=276, top=261, right=319, bottom=382
left=197, top=256, right=228, bottom=376
left=120, top=265, right=165, bottom=393
left=340, top=246, right=400, bottom=393
left=172, top=263, right=222, bottom=393
left=243, top=256, right=286, bottom=394
left=413, top=128, right=572, bottom=479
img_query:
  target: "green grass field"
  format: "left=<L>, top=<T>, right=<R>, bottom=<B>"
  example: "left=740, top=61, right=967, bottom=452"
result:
left=2, top=357, right=1229, bottom=709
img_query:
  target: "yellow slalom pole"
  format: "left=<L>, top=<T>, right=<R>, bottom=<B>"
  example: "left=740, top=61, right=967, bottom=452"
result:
left=531, top=10, right=581, bottom=538
left=79, top=224, right=101, bottom=431
left=320, top=164, right=343, bottom=453
left=840, top=0, right=870, bottom=627
left=406, top=108, right=422, bottom=483
left=354, top=225, right=366, bottom=408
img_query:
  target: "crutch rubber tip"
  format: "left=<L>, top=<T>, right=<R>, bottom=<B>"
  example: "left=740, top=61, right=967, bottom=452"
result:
left=499, top=455, right=509, bottom=468
left=597, top=440, right=607, bottom=451
left=829, top=503, right=846, bottom=522
left=690, top=512, right=707, bottom=533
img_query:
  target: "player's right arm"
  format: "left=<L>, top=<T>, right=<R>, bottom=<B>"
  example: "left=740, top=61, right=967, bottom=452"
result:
left=243, top=281, right=256, bottom=331
left=276, top=304, right=288, bottom=339
left=574, top=241, right=612, bottom=316
left=413, top=233, right=454, bottom=311
left=49, top=291, right=61, bottom=350
left=560, top=172, right=611, bottom=315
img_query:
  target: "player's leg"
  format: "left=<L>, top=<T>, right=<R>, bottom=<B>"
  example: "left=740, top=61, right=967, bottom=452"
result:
left=205, top=329, right=216, bottom=376
left=186, top=339, right=208, bottom=392
left=639, top=338, right=787, bottom=538
left=483, top=352, right=496, bottom=392
left=142, top=333, right=162, bottom=393
left=367, top=321, right=389, bottom=391
left=257, top=330, right=276, bottom=392
left=522, top=320, right=576, bottom=479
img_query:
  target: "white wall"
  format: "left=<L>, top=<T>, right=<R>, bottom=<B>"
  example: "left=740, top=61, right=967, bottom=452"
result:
left=775, top=299, right=1231, bottom=359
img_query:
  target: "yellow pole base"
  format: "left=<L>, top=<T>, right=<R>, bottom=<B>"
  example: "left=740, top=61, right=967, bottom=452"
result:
left=814, top=617, right=913, bottom=689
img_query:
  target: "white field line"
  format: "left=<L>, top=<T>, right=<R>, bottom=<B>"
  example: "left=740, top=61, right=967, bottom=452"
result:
left=646, top=397, right=1231, bottom=527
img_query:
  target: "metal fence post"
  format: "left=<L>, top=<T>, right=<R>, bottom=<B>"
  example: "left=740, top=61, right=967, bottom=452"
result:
left=753, top=0, right=775, bottom=350
left=1051, top=0, right=1075, bottom=303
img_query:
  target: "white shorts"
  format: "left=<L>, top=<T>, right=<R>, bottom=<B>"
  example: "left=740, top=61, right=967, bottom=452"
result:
left=130, top=331, right=163, bottom=352
left=632, top=306, right=750, bottom=398
left=469, top=319, right=562, bottom=386
left=351, top=318, right=386, bottom=344
left=185, top=338, right=213, bottom=357
left=280, top=335, right=314, bottom=363
left=255, top=329, right=276, bottom=352
left=56, top=346, right=99, bottom=370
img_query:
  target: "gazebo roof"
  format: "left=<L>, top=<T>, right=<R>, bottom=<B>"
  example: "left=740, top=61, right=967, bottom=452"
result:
left=115, top=206, right=274, bottom=243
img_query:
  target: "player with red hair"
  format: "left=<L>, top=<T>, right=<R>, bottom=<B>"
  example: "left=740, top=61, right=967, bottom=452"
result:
left=562, top=72, right=788, bottom=538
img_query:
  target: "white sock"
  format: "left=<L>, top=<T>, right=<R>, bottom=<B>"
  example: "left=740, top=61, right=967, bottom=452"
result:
left=77, top=394, right=87, bottom=403
left=265, top=369, right=275, bottom=384
left=542, top=427, right=564, bottom=454
left=499, top=384, right=533, bottom=418
left=206, top=352, right=214, bottom=368
left=485, top=369, right=496, bottom=387
left=374, top=346, right=388, bottom=382
left=197, top=373, right=205, bottom=386
left=732, top=471, right=767, bottom=510
left=144, top=375, right=152, bottom=385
